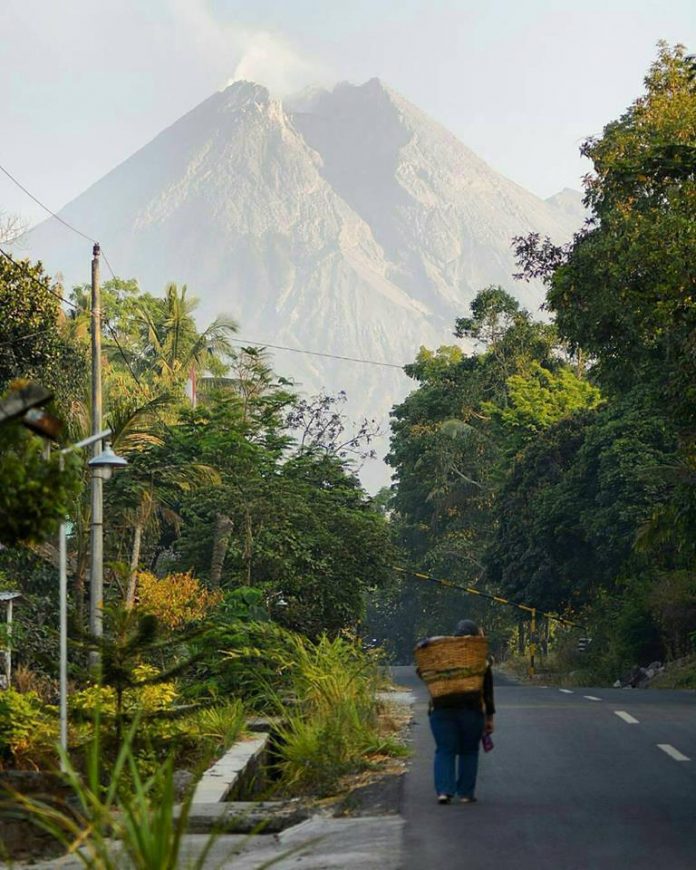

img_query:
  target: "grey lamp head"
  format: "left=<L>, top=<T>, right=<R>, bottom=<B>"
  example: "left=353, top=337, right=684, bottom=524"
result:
left=88, top=442, right=128, bottom=469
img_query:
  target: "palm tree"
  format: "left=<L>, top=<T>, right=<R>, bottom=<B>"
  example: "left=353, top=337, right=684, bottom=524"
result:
left=136, top=284, right=238, bottom=390
left=101, top=283, right=236, bottom=602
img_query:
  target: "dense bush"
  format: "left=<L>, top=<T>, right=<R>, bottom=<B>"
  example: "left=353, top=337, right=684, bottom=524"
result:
left=222, top=627, right=403, bottom=796
left=0, top=689, right=57, bottom=769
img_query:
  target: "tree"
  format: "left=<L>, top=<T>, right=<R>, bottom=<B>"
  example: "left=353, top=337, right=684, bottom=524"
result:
left=514, top=44, right=696, bottom=427
left=286, top=390, right=380, bottom=464
left=388, top=289, right=559, bottom=583
left=454, top=285, right=522, bottom=347
left=484, top=361, right=603, bottom=455
left=487, top=390, right=679, bottom=612
left=507, top=43, right=696, bottom=658
left=169, top=385, right=393, bottom=636
left=0, top=415, right=81, bottom=547
left=135, top=283, right=237, bottom=390
left=0, top=255, right=87, bottom=413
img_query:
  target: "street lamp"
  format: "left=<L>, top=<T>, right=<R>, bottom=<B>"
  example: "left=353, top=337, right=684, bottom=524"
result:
left=89, top=442, right=129, bottom=479
left=58, top=429, right=127, bottom=756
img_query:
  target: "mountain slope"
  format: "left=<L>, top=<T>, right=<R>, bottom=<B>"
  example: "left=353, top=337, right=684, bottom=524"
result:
left=289, top=79, right=580, bottom=313
left=22, top=79, right=582, bottom=488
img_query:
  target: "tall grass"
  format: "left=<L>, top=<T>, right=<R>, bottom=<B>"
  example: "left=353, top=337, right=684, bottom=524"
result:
left=3, top=717, right=219, bottom=869
left=226, top=629, right=400, bottom=796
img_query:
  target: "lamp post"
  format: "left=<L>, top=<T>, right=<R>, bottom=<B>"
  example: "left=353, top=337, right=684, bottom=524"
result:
left=58, top=430, right=127, bottom=756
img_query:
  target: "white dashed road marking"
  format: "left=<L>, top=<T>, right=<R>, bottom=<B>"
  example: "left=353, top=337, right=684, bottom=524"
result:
left=614, top=711, right=639, bottom=724
left=584, top=696, right=602, bottom=701
left=658, top=744, right=690, bottom=762
left=559, top=689, right=574, bottom=694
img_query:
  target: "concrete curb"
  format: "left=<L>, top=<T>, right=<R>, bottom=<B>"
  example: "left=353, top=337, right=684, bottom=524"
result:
left=192, top=733, right=269, bottom=804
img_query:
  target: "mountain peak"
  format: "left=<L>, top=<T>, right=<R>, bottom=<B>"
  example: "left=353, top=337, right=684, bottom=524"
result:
left=219, top=80, right=271, bottom=109
left=332, top=77, right=396, bottom=104
left=24, top=79, right=584, bottom=490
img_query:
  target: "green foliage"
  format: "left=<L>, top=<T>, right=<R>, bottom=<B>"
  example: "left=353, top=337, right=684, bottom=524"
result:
left=485, top=362, right=603, bottom=453
left=0, top=689, right=57, bottom=768
left=516, top=44, right=696, bottom=424
left=185, top=588, right=273, bottom=702
left=454, top=285, right=522, bottom=345
left=383, top=288, right=565, bottom=652
left=0, top=256, right=87, bottom=412
left=0, top=548, right=60, bottom=676
left=192, top=699, right=246, bottom=752
left=487, top=392, right=679, bottom=611
left=0, top=418, right=81, bottom=546
left=6, top=721, right=220, bottom=869
left=71, top=664, right=178, bottom=722
left=649, top=569, right=696, bottom=659
left=650, top=655, right=696, bottom=689
left=73, top=608, right=203, bottom=746
left=224, top=627, right=398, bottom=796
left=500, top=45, right=696, bottom=667
left=172, top=391, right=393, bottom=636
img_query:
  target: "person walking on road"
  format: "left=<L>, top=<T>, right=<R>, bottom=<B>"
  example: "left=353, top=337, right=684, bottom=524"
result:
left=415, top=619, right=495, bottom=805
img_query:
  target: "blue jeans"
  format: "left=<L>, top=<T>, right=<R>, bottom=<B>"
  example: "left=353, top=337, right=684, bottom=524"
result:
left=429, top=706, right=485, bottom=798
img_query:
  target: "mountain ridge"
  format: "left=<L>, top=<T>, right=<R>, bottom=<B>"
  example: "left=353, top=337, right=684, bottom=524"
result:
left=21, top=78, right=583, bottom=488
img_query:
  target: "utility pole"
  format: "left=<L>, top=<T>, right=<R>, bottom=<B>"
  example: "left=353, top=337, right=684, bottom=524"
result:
left=89, top=243, right=103, bottom=665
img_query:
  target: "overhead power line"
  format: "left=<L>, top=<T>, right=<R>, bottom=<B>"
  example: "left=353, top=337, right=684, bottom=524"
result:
left=1, top=162, right=117, bottom=278
left=0, top=163, right=96, bottom=244
left=0, top=247, right=78, bottom=310
left=1, top=166, right=409, bottom=372
left=230, top=337, right=406, bottom=370
left=1, top=247, right=409, bottom=373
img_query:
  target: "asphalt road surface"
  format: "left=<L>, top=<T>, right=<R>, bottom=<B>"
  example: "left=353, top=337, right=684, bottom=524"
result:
left=394, top=666, right=696, bottom=870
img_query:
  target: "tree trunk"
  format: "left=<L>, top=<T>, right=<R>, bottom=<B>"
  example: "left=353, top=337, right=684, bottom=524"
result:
left=210, top=514, right=234, bottom=587
left=125, top=522, right=144, bottom=609
left=243, top=511, right=253, bottom=586
left=518, top=619, right=526, bottom=655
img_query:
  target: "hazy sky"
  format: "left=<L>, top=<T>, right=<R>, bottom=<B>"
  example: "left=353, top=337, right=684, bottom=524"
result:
left=1, top=0, right=693, bottom=228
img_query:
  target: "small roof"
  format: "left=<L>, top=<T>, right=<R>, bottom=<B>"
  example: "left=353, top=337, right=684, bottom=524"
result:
left=0, top=591, right=22, bottom=602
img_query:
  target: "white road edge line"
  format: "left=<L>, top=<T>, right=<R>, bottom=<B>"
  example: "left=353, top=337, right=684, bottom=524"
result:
left=658, top=744, right=690, bottom=762
left=559, top=689, right=574, bottom=694
left=584, top=696, right=602, bottom=701
left=614, top=711, right=639, bottom=724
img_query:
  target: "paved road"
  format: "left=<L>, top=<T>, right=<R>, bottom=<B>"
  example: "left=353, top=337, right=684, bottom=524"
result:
left=395, top=667, right=696, bottom=870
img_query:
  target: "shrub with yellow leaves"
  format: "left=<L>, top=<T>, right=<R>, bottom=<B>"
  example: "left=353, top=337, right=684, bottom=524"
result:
left=136, top=571, right=222, bottom=629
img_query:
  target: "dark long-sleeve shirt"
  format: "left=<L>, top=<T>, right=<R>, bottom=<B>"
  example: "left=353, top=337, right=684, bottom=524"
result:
left=431, top=665, right=496, bottom=716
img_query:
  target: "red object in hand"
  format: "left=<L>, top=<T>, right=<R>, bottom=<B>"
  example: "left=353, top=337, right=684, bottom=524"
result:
left=482, top=733, right=494, bottom=752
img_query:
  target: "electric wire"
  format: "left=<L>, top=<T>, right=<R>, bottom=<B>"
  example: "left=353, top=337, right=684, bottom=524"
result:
left=229, top=337, right=405, bottom=369
left=0, top=247, right=79, bottom=310
left=0, top=163, right=96, bottom=244
left=0, top=164, right=410, bottom=371
left=0, top=246, right=153, bottom=412
left=0, top=328, right=59, bottom=349
left=1, top=244, right=396, bottom=456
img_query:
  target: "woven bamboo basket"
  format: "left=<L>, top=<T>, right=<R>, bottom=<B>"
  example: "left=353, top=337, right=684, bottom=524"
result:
left=414, top=636, right=488, bottom=699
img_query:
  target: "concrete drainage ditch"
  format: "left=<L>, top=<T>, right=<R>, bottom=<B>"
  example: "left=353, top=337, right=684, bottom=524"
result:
left=181, top=689, right=415, bottom=838
left=179, top=718, right=309, bottom=835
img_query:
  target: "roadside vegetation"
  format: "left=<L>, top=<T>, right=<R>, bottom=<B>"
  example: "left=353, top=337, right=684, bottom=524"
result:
left=0, top=247, right=396, bottom=858
left=369, top=44, right=696, bottom=684
left=0, top=38, right=693, bottom=863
